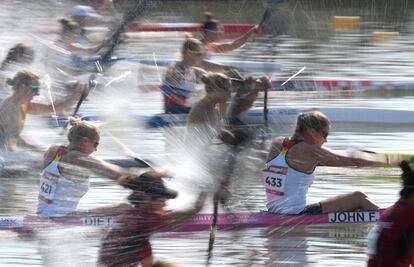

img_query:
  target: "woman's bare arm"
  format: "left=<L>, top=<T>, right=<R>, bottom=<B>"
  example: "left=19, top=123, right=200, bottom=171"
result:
left=27, top=84, right=88, bottom=115
left=72, top=154, right=152, bottom=180
left=210, top=26, right=256, bottom=53
left=164, top=192, right=207, bottom=225
left=314, top=146, right=402, bottom=167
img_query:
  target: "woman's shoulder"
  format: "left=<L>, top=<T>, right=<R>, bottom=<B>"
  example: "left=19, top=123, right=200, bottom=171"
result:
left=45, top=146, right=92, bottom=165
left=45, top=144, right=63, bottom=155
left=166, top=61, right=186, bottom=72
left=269, top=136, right=288, bottom=149
left=266, top=136, right=285, bottom=161
left=0, top=97, right=14, bottom=108
left=43, top=144, right=64, bottom=164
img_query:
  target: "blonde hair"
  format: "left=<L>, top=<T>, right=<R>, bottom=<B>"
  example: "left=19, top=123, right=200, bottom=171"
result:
left=6, top=70, right=39, bottom=90
left=201, top=72, right=231, bottom=93
left=293, top=111, right=330, bottom=136
left=67, top=117, right=100, bottom=144
left=182, top=37, right=203, bottom=54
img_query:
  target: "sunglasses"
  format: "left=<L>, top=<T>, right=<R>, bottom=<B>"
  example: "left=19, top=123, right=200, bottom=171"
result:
left=87, top=137, right=99, bottom=148
left=31, top=85, right=40, bottom=94
left=320, top=130, right=329, bottom=139
left=189, top=50, right=204, bottom=56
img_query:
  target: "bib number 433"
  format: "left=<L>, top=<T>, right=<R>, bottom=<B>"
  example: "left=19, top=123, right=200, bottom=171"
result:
left=262, top=165, right=288, bottom=195
left=265, top=176, right=282, bottom=187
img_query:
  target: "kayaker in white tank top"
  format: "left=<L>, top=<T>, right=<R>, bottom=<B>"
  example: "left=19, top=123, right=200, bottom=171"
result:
left=263, top=111, right=406, bottom=215
left=37, top=146, right=89, bottom=217
left=263, top=138, right=315, bottom=214
left=36, top=118, right=166, bottom=217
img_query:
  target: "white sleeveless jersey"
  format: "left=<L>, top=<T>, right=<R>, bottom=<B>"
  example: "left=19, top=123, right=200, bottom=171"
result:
left=37, top=148, right=89, bottom=217
left=262, top=139, right=315, bottom=214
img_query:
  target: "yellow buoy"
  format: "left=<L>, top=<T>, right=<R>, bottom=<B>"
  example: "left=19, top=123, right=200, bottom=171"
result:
left=372, top=31, right=399, bottom=42
left=332, top=16, right=360, bottom=30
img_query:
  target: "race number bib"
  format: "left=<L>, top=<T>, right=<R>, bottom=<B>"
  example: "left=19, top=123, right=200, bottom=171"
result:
left=39, top=172, right=58, bottom=203
left=263, top=165, right=288, bottom=195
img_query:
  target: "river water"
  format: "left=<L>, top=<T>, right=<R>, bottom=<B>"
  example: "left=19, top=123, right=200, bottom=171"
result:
left=1, top=0, right=414, bottom=266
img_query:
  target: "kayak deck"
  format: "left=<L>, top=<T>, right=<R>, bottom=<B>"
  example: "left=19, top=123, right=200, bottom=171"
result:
left=0, top=210, right=382, bottom=233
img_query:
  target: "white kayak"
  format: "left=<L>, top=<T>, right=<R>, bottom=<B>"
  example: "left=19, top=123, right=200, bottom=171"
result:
left=137, top=78, right=414, bottom=92
left=39, top=23, right=257, bottom=34
left=0, top=153, right=151, bottom=177
left=75, top=107, right=414, bottom=128
left=121, top=57, right=283, bottom=70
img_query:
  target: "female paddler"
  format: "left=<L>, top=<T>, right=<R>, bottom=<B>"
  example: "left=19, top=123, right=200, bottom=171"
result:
left=263, top=110, right=404, bottom=215
left=98, top=173, right=206, bottom=267
left=37, top=118, right=160, bottom=217
left=0, top=70, right=88, bottom=151
left=1, top=43, right=35, bottom=72
left=367, top=161, right=414, bottom=266
left=161, top=33, right=249, bottom=114
left=186, top=72, right=270, bottom=203
left=0, top=43, right=35, bottom=91
left=200, top=12, right=258, bottom=60
left=161, top=37, right=207, bottom=114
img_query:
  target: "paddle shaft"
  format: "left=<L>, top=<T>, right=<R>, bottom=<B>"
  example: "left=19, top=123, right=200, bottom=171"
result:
left=206, top=197, right=219, bottom=266
left=100, top=0, right=150, bottom=61
left=263, top=81, right=269, bottom=131
left=257, top=0, right=284, bottom=131
left=257, top=0, right=283, bottom=28
left=106, top=131, right=154, bottom=169
left=206, top=145, right=240, bottom=264
left=72, top=91, right=87, bottom=117
left=71, top=74, right=98, bottom=118
left=258, top=7, right=271, bottom=28
left=133, top=157, right=152, bottom=168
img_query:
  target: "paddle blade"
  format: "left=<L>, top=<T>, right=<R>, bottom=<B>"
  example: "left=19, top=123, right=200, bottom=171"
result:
left=258, top=0, right=285, bottom=27
left=206, top=199, right=219, bottom=266
left=100, top=0, right=152, bottom=61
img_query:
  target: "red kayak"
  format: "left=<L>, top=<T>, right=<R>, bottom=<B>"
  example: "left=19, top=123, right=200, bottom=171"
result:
left=40, top=22, right=263, bottom=35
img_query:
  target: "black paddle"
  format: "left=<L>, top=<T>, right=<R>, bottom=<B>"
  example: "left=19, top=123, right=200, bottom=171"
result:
left=105, top=131, right=154, bottom=168
left=71, top=74, right=98, bottom=118
left=206, top=1, right=284, bottom=259
left=263, top=80, right=269, bottom=132
left=257, top=0, right=284, bottom=30
left=206, top=196, right=219, bottom=266
left=256, top=0, right=283, bottom=131
left=59, top=74, right=98, bottom=131
left=206, top=144, right=241, bottom=266
left=99, top=0, right=152, bottom=63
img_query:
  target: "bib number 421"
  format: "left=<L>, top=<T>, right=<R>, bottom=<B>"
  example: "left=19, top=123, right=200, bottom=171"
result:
left=41, top=182, right=53, bottom=195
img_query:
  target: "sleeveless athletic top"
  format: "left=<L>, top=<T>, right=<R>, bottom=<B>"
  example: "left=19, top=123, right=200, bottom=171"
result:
left=37, top=147, right=90, bottom=217
left=367, top=200, right=414, bottom=267
left=18, top=104, right=27, bottom=129
left=99, top=207, right=170, bottom=266
left=262, top=138, right=315, bottom=214
left=0, top=104, right=27, bottom=150
left=161, top=61, right=199, bottom=114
